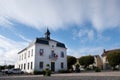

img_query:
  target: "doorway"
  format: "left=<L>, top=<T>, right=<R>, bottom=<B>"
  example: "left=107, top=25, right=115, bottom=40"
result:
left=51, top=62, right=55, bottom=72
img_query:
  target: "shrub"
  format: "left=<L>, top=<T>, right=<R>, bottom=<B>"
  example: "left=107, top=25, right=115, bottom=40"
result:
left=75, top=64, right=80, bottom=72
left=46, top=64, right=50, bottom=67
left=33, top=70, right=45, bottom=75
left=44, top=69, right=51, bottom=76
left=58, top=70, right=71, bottom=73
left=95, top=67, right=101, bottom=72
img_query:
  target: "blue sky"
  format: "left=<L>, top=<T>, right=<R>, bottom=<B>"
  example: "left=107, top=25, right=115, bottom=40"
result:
left=0, top=0, right=120, bottom=65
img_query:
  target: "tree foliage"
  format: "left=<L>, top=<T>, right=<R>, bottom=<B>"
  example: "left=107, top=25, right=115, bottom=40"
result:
left=107, top=52, right=120, bottom=69
left=0, top=65, right=14, bottom=70
left=67, top=55, right=77, bottom=69
left=78, top=55, right=94, bottom=69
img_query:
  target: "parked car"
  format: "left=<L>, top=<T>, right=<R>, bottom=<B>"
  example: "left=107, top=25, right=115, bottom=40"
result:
left=2, top=69, right=9, bottom=74
left=8, top=68, right=23, bottom=74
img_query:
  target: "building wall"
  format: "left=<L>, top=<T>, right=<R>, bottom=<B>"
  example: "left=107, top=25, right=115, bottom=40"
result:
left=15, top=45, right=35, bottom=73
left=94, top=56, right=103, bottom=69
left=34, top=40, right=67, bottom=72
left=102, top=56, right=111, bottom=70
left=16, top=40, right=67, bottom=73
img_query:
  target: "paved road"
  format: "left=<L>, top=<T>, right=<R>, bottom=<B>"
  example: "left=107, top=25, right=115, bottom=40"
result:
left=0, top=71, right=120, bottom=80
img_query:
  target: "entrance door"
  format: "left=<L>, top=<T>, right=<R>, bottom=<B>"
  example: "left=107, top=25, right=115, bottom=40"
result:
left=51, top=62, right=55, bottom=72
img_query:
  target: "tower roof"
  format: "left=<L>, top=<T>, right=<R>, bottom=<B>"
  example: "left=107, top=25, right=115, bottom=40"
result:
left=45, top=28, right=50, bottom=40
left=46, top=28, right=50, bottom=34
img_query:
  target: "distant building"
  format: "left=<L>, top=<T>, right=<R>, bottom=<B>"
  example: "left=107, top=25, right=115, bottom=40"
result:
left=93, top=55, right=103, bottom=69
left=15, top=29, right=67, bottom=73
left=101, top=49, right=120, bottom=70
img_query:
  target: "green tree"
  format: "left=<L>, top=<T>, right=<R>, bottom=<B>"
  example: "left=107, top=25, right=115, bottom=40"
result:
left=107, top=52, right=120, bottom=70
left=67, top=55, right=77, bottom=69
left=0, top=65, right=5, bottom=70
left=0, top=65, right=14, bottom=70
left=79, top=55, right=94, bottom=69
left=7, top=65, right=14, bottom=69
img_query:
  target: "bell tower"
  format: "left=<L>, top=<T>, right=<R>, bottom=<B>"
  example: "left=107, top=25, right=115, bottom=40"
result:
left=45, top=28, right=50, bottom=40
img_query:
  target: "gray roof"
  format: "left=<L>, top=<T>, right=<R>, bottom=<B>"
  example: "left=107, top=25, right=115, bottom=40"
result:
left=18, top=37, right=66, bottom=54
left=101, top=49, right=120, bottom=56
left=35, top=37, right=66, bottom=48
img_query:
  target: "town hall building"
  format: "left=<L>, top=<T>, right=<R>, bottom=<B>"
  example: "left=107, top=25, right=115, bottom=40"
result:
left=15, top=29, right=67, bottom=73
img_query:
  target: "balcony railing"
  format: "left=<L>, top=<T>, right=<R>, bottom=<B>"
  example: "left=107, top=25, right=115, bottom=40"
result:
left=49, top=53, right=58, bottom=60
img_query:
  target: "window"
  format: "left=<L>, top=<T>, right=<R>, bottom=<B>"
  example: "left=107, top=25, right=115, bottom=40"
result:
left=22, top=54, right=23, bottom=60
left=51, top=50, right=54, bottom=57
left=19, top=55, right=21, bottom=60
left=40, top=49, right=44, bottom=56
left=28, top=51, right=30, bottom=57
left=61, top=62, right=64, bottom=69
left=28, top=63, right=29, bottom=70
left=24, top=63, right=26, bottom=70
left=39, top=62, right=43, bottom=69
left=21, top=64, right=23, bottom=69
left=52, top=45, right=54, bottom=48
left=19, top=65, right=20, bottom=69
left=61, top=51, right=64, bottom=58
left=31, top=62, right=33, bottom=69
left=31, top=49, right=33, bottom=56
left=24, top=53, right=26, bottom=59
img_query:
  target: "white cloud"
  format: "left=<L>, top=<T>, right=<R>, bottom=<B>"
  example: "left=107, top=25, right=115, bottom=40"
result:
left=0, top=16, right=13, bottom=28
left=67, top=47, right=104, bottom=58
left=0, top=35, right=27, bottom=65
left=0, top=0, right=120, bottom=31
left=88, top=30, right=94, bottom=40
left=73, top=29, right=95, bottom=42
left=17, top=34, right=31, bottom=42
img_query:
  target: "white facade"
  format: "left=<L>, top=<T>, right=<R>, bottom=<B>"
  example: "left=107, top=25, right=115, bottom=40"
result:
left=15, top=29, right=67, bottom=73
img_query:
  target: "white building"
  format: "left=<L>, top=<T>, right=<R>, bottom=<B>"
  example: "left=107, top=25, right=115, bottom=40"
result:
left=15, top=29, right=67, bottom=73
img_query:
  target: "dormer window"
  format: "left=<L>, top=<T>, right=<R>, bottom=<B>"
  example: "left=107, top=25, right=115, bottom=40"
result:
left=40, top=49, right=44, bottom=56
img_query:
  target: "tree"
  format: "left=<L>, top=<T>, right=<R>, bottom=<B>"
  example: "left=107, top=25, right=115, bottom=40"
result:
left=107, top=52, right=120, bottom=70
left=7, top=65, right=14, bottom=69
left=78, top=55, right=94, bottom=69
left=67, top=55, right=77, bottom=69
left=0, top=65, right=14, bottom=71
left=75, top=64, right=80, bottom=72
left=0, top=65, right=5, bottom=70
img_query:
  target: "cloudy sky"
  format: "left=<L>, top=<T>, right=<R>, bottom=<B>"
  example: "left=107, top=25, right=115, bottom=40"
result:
left=0, top=0, right=120, bottom=65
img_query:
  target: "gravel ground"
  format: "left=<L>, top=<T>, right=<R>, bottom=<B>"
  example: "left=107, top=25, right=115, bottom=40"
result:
left=0, top=76, right=120, bottom=80
left=0, top=71, right=120, bottom=80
